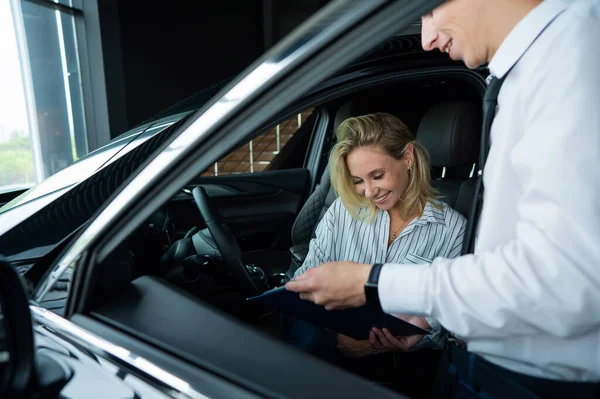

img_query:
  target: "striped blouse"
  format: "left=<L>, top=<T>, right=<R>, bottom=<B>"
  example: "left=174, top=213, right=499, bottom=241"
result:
left=294, top=198, right=467, bottom=350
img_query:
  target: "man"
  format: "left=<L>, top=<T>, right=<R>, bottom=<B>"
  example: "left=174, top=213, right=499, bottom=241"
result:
left=287, top=0, right=600, bottom=397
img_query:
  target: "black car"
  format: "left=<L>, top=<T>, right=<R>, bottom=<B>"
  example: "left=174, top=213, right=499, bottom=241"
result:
left=0, top=0, right=487, bottom=397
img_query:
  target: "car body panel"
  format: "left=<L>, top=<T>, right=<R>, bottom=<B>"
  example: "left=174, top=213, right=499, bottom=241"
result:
left=31, top=306, right=220, bottom=399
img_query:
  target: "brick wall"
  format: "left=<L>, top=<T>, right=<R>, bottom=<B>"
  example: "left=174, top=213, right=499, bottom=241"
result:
left=203, top=110, right=313, bottom=176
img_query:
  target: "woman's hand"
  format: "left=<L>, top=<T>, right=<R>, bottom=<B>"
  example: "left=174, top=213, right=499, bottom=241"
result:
left=369, top=315, right=431, bottom=352
left=336, top=334, right=377, bottom=358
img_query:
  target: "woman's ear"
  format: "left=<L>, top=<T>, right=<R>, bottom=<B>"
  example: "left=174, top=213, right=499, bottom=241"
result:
left=404, top=143, right=415, bottom=168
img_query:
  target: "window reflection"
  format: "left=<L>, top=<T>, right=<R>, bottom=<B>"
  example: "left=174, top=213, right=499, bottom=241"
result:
left=0, top=0, right=87, bottom=194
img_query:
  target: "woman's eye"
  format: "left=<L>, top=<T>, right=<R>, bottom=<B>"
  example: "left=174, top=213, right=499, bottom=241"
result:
left=373, top=174, right=383, bottom=180
left=352, top=180, right=362, bottom=185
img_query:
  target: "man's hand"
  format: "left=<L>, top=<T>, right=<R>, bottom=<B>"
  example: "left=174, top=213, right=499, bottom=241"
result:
left=369, top=315, right=430, bottom=352
left=285, top=261, right=372, bottom=310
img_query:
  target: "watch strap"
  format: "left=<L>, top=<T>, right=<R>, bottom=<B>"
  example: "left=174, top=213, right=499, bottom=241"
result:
left=365, top=263, right=384, bottom=310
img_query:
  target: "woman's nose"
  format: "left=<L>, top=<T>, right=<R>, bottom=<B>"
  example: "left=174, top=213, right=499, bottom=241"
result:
left=363, top=181, right=375, bottom=198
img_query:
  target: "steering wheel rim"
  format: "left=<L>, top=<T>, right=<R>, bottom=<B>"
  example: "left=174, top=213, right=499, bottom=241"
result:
left=191, top=186, right=259, bottom=296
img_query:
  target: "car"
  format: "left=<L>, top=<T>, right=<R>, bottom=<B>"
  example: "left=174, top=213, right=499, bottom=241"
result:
left=0, top=0, right=487, bottom=397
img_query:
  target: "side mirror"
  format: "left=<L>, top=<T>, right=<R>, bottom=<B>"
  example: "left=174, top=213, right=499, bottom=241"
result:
left=0, top=259, right=72, bottom=398
left=0, top=259, right=35, bottom=397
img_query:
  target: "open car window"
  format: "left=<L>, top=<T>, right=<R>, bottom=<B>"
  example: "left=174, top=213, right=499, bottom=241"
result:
left=202, top=110, right=314, bottom=176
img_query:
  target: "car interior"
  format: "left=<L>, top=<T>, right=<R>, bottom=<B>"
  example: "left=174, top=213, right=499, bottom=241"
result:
left=129, top=75, right=482, bottom=298
left=44, top=72, right=485, bottom=394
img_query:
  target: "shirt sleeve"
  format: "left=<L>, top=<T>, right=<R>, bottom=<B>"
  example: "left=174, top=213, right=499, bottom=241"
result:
left=378, top=35, right=600, bottom=340
left=292, top=202, right=337, bottom=278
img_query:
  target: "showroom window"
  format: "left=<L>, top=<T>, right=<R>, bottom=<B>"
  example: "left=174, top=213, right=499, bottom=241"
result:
left=202, top=109, right=314, bottom=176
left=0, top=0, right=88, bottom=194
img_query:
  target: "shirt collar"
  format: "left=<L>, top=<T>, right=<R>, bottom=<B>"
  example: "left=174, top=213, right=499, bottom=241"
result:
left=372, top=201, right=446, bottom=226
left=413, top=202, right=446, bottom=226
left=488, top=0, right=569, bottom=79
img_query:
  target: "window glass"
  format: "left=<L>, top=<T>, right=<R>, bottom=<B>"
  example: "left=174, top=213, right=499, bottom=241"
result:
left=202, top=110, right=313, bottom=176
left=0, top=1, right=86, bottom=194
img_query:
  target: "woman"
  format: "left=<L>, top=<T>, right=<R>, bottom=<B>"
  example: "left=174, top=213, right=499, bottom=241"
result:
left=288, top=112, right=466, bottom=396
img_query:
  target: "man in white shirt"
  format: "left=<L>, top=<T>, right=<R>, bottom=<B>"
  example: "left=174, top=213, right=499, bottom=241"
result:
left=287, top=0, right=600, bottom=396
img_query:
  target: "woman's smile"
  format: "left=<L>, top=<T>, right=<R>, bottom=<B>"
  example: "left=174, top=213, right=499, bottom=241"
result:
left=373, top=191, right=391, bottom=205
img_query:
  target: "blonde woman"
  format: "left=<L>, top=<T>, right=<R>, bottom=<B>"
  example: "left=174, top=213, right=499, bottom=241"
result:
left=289, top=112, right=466, bottom=362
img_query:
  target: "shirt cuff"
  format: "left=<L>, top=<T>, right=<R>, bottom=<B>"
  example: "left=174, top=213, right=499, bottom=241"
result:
left=378, top=263, right=430, bottom=315
left=425, top=316, right=441, bottom=331
left=411, top=327, right=447, bottom=351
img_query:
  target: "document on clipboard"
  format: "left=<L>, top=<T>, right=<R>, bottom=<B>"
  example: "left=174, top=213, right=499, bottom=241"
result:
left=247, top=287, right=429, bottom=341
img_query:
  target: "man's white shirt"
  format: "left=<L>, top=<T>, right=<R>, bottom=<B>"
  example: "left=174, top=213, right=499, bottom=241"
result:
left=378, top=0, right=600, bottom=381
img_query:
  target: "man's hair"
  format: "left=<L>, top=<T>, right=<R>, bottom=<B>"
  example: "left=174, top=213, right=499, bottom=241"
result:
left=329, top=112, right=439, bottom=221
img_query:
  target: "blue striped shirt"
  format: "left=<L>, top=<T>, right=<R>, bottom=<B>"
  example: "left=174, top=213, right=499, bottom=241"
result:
left=294, top=198, right=466, bottom=349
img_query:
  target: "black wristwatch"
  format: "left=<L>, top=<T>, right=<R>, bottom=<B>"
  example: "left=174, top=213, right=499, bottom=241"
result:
left=364, top=263, right=384, bottom=310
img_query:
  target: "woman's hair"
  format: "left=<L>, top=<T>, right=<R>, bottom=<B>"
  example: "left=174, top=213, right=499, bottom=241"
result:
left=329, top=112, right=438, bottom=221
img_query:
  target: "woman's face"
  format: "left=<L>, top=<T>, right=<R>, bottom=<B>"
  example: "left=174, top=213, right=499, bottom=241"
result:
left=346, top=145, right=413, bottom=211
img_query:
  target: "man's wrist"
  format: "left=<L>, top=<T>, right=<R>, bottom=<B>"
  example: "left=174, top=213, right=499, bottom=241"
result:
left=364, top=263, right=384, bottom=310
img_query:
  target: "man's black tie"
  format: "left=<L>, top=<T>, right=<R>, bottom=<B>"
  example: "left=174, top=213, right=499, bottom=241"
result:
left=463, top=75, right=506, bottom=254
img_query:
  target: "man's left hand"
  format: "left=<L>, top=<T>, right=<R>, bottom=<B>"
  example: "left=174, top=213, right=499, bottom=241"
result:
left=285, top=261, right=372, bottom=310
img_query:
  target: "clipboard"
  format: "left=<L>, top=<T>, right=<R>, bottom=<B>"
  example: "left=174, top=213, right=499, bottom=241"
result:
left=248, top=287, right=429, bottom=341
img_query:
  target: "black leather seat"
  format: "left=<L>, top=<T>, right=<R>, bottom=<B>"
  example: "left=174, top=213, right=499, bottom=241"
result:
left=416, top=100, right=481, bottom=217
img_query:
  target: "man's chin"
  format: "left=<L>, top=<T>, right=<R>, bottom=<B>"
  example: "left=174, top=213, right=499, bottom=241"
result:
left=462, top=56, right=486, bottom=70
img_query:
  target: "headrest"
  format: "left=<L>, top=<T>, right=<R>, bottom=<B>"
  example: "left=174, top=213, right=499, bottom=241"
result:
left=334, top=101, right=364, bottom=130
left=333, top=99, right=419, bottom=133
left=417, top=101, right=480, bottom=167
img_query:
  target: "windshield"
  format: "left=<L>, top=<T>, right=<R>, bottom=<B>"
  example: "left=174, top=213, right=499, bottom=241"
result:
left=0, top=113, right=189, bottom=238
left=0, top=113, right=191, bottom=261
left=0, top=126, right=147, bottom=215
left=0, top=78, right=229, bottom=221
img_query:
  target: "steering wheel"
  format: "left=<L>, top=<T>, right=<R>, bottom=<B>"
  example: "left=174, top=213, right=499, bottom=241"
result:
left=191, top=186, right=260, bottom=296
